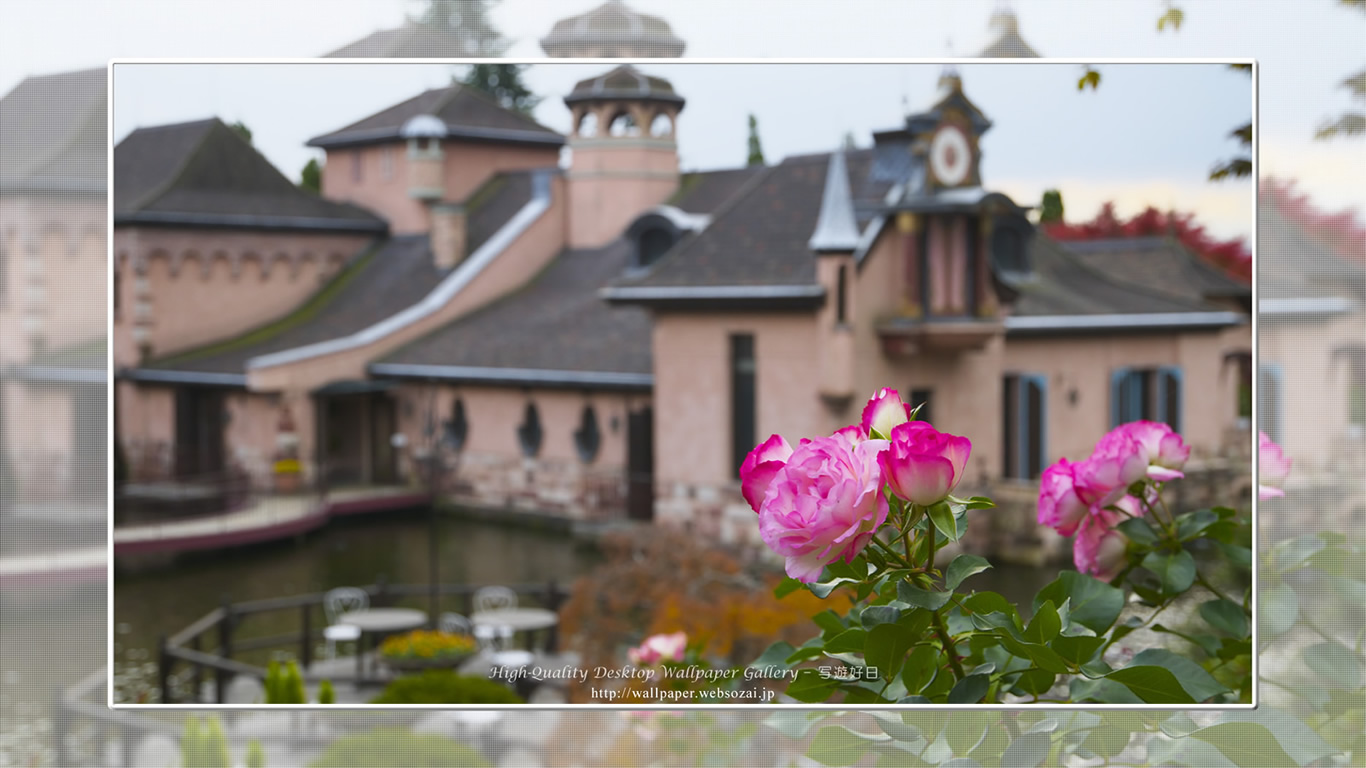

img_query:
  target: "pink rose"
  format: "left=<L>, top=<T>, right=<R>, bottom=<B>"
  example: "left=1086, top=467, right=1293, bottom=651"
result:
left=1075, top=431, right=1149, bottom=509
left=1258, top=432, right=1292, bottom=500
left=1112, top=421, right=1190, bottom=481
left=1073, top=508, right=1127, bottom=580
left=878, top=421, right=972, bottom=507
left=1038, top=458, right=1089, bottom=536
left=739, top=434, right=794, bottom=513
left=861, top=387, right=912, bottom=439
left=628, top=632, right=688, bottom=666
left=757, top=434, right=890, bottom=583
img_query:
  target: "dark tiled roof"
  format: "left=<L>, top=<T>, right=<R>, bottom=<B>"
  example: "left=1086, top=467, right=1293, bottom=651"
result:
left=0, top=68, right=107, bottom=193
left=616, top=150, right=884, bottom=290
left=1010, top=236, right=1225, bottom=317
left=143, top=236, right=436, bottom=374
left=564, top=65, right=683, bottom=106
left=114, top=118, right=386, bottom=232
left=1060, top=237, right=1250, bottom=303
left=377, top=239, right=651, bottom=379
left=541, top=1, right=685, bottom=57
left=307, top=86, right=563, bottom=149
left=1258, top=198, right=1366, bottom=301
left=667, top=166, right=764, bottom=214
left=324, top=23, right=502, bottom=58
left=465, top=171, right=536, bottom=254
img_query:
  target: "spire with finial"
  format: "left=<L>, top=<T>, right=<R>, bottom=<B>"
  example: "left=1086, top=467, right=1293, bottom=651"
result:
left=809, top=149, right=860, bottom=253
left=979, top=1, right=1041, bottom=58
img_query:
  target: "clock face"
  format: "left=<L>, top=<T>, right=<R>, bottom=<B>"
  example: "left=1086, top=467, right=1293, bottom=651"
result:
left=929, top=125, right=971, bottom=187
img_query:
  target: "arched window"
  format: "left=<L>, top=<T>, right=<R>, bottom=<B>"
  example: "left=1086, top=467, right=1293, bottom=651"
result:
left=444, top=398, right=468, bottom=451
left=649, top=113, right=673, bottom=138
left=609, top=111, right=640, bottom=138
left=577, top=112, right=599, bottom=138
left=573, top=405, right=602, bottom=463
left=517, top=402, right=543, bottom=457
left=638, top=227, right=674, bottom=268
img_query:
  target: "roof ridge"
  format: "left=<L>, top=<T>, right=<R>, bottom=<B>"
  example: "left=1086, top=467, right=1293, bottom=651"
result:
left=125, top=118, right=223, bottom=213
left=450, top=81, right=558, bottom=133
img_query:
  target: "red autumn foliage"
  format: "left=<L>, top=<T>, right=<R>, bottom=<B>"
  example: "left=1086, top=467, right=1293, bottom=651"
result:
left=1043, top=202, right=1252, bottom=283
left=1261, top=177, right=1366, bottom=263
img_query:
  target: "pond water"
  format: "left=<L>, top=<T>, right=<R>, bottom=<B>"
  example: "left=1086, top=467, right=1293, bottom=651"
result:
left=110, top=509, right=1059, bottom=703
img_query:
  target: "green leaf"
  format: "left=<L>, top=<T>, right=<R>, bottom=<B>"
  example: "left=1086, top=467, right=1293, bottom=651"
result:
left=1143, top=549, right=1196, bottom=594
left=824, top=628, right=867, bottom=654
left=1035, top=572, right=1124, bottom=634
left=862, top=605, right=903, bottom=628
left=944, top=712, right=990, bottom=756
left=1000, top=732, right=1050, bottom=768
left=807, top=726, right=885, bottom=766
left=1050, top=635, right=1105, bottom=667
left=786, top=669, right=838, bottom=703
left=751, top=640, right=797, bottom=670
left=962, top=591, right=1014, bottom=616
left=947, top=674, right=990, bottom=704
left=1189, top=723, right=1298, bottom=768
left=1260, top=583, right=1298, bottom=636
left=901, top=645, right=940, bottom=695
left=1218, top=709, right=1343, bottom=766
left=944, top=554, right=992, bottom=591
left=1070, top=676, right=1142, bottom=704
left=809, top=577, right=860, bottom=599
left=867, top=711, right=923, bottom=743
left=1116, top=517, right=1160, bottom=546
left=1217, top=541, right=1252, bottom=568
left=1103, top=665, right=1195, bottom=704
left=1081, top=726, right=1132, bottom=759
left=898, top=581, right=952, bottom=611
left=1199, top=599, right=1249, bottom=638
left=1011, top=668, right=1056, bottom=697
left=1023, top=600, right=1062, bottom=644
left=812, top=610, right=846, bottom=635
left=1175, top=508, right=1219, bottom=541
left=866, top=623, right=915, bottom=681
left=763, top=711, right=823, bottom=740
left=785, top=637, right=826, bottom=664
left=926, top=501, right=962, bottom=542
left=774, top=577, right=803, bottom=599
left=1128, top=648, right=1230, bottom=702
left=1303, top=641, right=1363, bottom=689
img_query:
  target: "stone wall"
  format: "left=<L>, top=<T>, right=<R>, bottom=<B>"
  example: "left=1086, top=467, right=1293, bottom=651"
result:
left=439, top=450, right=629, bottom=522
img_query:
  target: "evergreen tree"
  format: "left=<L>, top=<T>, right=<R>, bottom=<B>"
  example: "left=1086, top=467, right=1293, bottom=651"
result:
left=300, top=158, right=321, bottom=194
left=229, top=121, right=252, bottom=144
left=318, top=678, right=336, bottom=704
left=413, top=0, right=507, bottom=56
left=1039, top=189, right=1065, bottom=223
left=245, top=740, right=267, bottom=768
left=459, top=64, right=540, bottom=116
left=746, top=114, right=765, bottom=166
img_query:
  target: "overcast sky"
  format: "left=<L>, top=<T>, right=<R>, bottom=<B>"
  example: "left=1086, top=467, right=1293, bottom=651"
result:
left=6, top=0, right=1365, bottom=242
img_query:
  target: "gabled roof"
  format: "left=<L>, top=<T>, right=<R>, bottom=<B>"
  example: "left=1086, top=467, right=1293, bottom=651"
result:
left=606, top=150, right=883, bottom=304
left=373, top=239, right=652, bottom=390
left=1258, top=193, right=1366, bottom=304
left=5, top=338, right=106, bottom=384
left=123, top=168, right=548, bottom=379
left=541, top=0, right=685, bottom=58
left=1060, top=237, right=1250, bottom=304
left=0, top=68, right=107, bottom=194
left=114, top=118, right=386, bottom=233
left=307, top=86, right=563, bottom=149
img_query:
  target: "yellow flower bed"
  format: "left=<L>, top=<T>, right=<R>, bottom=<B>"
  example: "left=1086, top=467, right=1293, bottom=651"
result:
left=273, top=459, right=302, bottom=474
left=379, top=630, right=478, bottom=661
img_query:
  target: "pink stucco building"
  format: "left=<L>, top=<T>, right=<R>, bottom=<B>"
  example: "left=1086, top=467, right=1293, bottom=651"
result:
left=113, top=65, right=1259, bottom=550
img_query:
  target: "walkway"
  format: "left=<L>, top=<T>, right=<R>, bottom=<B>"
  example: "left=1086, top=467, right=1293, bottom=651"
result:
left=0, top=544, right=106, bottom=587
left=113, top=486, right=430, bottom=557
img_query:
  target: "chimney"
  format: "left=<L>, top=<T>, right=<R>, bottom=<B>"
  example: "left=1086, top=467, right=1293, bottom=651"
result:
left=431, top=203, right=467, bottom=270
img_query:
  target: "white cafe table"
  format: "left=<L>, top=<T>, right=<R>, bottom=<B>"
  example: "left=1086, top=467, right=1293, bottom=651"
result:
left=471, top=608, right=558, bottom=651
left=342, top=608, right=427, bottom=683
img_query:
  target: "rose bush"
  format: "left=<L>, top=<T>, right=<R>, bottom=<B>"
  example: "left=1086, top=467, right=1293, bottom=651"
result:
left=745, top=388, right=1258, bottom=707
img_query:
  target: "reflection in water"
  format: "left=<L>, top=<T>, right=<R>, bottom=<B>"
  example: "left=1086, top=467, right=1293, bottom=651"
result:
left=112, top=510, right=602, bottom=697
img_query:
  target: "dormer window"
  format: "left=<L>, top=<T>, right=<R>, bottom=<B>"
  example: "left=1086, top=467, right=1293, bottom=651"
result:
left=624, top=206, right=710, bottom=271
left=638, top=227, right=675, bottom=268
left=992, top=226, right=1025, bottom=272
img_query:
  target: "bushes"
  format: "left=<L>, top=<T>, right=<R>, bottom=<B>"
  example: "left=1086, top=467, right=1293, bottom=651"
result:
left=181, top=715, right=231, bottom=768
left=368, top=670, right=524, bottom=705
left=263, top=660, right=325, bottom=704
left=308, top=729, right=490, bottom=768
left=317, top=678, right=335, bottom=704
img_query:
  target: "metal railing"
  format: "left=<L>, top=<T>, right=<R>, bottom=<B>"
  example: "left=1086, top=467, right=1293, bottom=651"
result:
left=152, top=578, right=570, bottom=705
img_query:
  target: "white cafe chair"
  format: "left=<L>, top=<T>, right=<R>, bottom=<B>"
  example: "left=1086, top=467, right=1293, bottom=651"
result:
left=472, top=586, right=516, bottom=649
left=322, top=587, right=368, bottom=659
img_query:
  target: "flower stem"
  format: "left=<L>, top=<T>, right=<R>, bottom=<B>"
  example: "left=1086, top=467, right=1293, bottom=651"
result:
left=1196, top=571, right=1238, bottom=607
left=932, top=610, right=965, bottom=680
left=869, top=536, right=915, bottom=569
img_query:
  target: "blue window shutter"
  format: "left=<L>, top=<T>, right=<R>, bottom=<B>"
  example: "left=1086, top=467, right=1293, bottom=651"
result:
left=1157, top=367, right=1183, bottom=432
left=1023, top=374, right=1048, bottom=479
left=1258, top=364, right=1283, bottom=444
left=1110, top=368, right=1131, bottom=427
